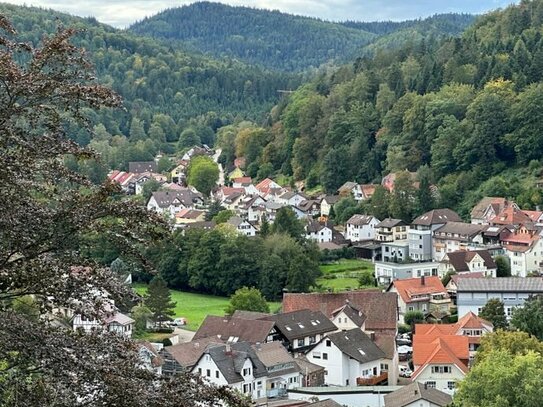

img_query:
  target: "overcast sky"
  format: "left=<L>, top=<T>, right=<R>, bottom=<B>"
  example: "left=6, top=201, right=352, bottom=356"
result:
left=6, top=0, right=518, bottom=28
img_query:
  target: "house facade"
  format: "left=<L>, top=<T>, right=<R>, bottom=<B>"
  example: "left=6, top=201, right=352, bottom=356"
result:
left=439, top=250, right=497, bottom=278
left=375, top=262, right=440, bottom=286
left=375, top=219, right=408, bottom=242
left=432, top=222, right=485, bottom=261
left=345, top=214, right=380, bottom=242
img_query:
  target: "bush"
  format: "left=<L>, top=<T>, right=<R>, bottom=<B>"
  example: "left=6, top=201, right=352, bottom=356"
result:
left=150, top=327, right=174, bottom=334
left=398, top=324, right=411, bottom=334
left=321, top=274, right=337, bottom=280
left=404, top=310, right=424, bottom=327
left=162, top=338, right=173, bottom=347
left=358, top=270, right=375, bottom=287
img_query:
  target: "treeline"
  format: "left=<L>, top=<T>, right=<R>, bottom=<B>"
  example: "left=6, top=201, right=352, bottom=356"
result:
left=129, top=1, right=376, bottom=72
left=144, top=227, right=321, bottom=300
left=231, top=0, right=543, bottom=219
left=0, top=4, right=300, bottom=175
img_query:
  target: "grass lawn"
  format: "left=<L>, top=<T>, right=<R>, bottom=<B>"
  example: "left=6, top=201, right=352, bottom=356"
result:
left=134, top=331, right=175, bottom=342
left=316, top=277, right=359, bottom=291
left=133, top=283, right=281, bottom=331
left=320, top=259, right=374, bottom=275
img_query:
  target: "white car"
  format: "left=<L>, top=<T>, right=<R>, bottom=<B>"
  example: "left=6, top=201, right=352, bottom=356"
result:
left=399, top=365, right=413, bottom=378
left=169, top=317, right=187, bottom=327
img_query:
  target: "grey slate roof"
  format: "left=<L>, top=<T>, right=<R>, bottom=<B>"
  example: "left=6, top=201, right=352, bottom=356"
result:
left=434, top=222, right=484, bottom=239
left=457, top=277, right=543, bottom=292
left=163, top=337, right=223, bottom=369
left=338, top=182, right=358, bottom=193
left=327, top=328, right=385, bottom=364
left=347, top=214, right=376, bottom=226
left=251, top=341, right=299, bottom=369
left=129, top=161, right=157, bottom=174
left=375, top=218, right=406, bottom=228
left=322, top=195, right=340, bottom=205
left=150, top=190, right=203, bottom=208
left=331, top=303, right=366, bottom=328
left=262, top=310, right=337, bottom=341
left=446, top=250, right=497, bottom=272
left=202, top=342, right=267, bottom=384
left=412, top=209, right=462, bottom=226
left=384, top=382, right=452, bottom=407
left=232, top=310, right=271, bottom=320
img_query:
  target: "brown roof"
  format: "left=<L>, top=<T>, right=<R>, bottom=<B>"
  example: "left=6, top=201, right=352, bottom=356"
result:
left=294, top=356, right=325, bottom=374
left=308, top=400, right=343, bottom=407
left=412, top=209, right=462, bottom=226
left=471, top=197, right=509, bottom=220
left=390, top=277, right=448, bottom=304
left=282, top=292, right=397, bottom=331
left=434, top=222, right=484, bottom=239
left=374, top=333, right=396, bottom=360
left=193, top=316, right=275, bottom=343
left=231, top=310, right=271, bottom=320
left=346, top=214, right=377, bottom=226
left=251, top=341, right=298, bottom=368
left=450, top=272, right=486, bottom=285
left=491, top=206, right=533, bottom=226
left=445, top=250, right=497, bottom=272
left=163, top=337, right=223, bottom=368
left=384, top=382, right=452, bottom=407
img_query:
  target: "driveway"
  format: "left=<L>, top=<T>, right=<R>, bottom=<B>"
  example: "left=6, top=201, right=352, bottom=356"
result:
left=174, top=327, right=195, bottom=343
left=212, top=148, right=225, bottom=186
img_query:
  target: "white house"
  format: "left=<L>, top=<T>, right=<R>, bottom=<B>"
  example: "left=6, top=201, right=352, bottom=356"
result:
left=73, top=310, right=134, bottom=338
left=306, top=328, right=388, bottom=387
left=432, top=222, right=485, bottom=262
left=227, top=216, right=257, bottom=237
left=330, top=303, right=366, bottom=332
left=375, top=261, right=440, bottom=286
left=439, top=250, right=497, bottom=278
left=345, top=215, right=380, bottom=242
left=147, top=190, right=203, bottom=217
left=192, top=343, right=268, bottom=401
left=277, top=191, right=306, bottom=207
left=306, top=220, right=333, bottom=243
left=500, top=225, right=543, bottom=277
left=320, top=196, right=340, bottom=217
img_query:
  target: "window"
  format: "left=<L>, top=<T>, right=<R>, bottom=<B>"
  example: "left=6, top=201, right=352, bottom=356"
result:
left=323, top=353, right=328, bottom=360
left=425, top=381, right=436, bottom=388
left=431, top=366, right=452, bottom=374
left=380, top=363, right=389, bottom=371
left=346, top=379, right=349, bottom=386
left=408, top=306, right=414, bottom=312
left=326, top=339, right=331, bottom=347
left=243, top=368, right=251, bottom=376
left=309, top=335, right=316, bottom=344
left=297, top=339, right=305, bottom=347
left=447, top=381, right=456, bottom=390
left=198, top=368, right=202, bottom=375
left=206, top=369, right=210, bottom=377
left=215, top=371, right=219, bottom=379
left=242, top=384, right=251, bottom=394
left=312, top=352, right=321, bottom=359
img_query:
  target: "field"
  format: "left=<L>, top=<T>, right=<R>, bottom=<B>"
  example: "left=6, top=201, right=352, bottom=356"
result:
left=133, top=284, right=281, bottom=331
left=316, top=259, right=375, bottom=292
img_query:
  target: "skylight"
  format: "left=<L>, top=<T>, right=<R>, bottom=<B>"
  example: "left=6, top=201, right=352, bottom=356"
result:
left=298, top=323, right=305, bottom=329
left=285, top=325, right=292, bottom=331
left=358, top=349, right=366, bottom=355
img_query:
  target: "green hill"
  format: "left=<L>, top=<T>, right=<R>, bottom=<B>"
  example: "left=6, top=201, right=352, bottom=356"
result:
left=222, top=0, right=543, bottom=219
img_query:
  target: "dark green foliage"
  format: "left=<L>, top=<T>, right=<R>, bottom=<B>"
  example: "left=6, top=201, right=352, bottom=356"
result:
left=404, top=310, right=424, bottom=327
left=479, top=298, right=508, bottom=330
left=271, top=207, right=304, bottom=239
left=145, top=276, right=176, bottom=324
left=495, top=255, right=511, bottom=277
left=187, top=156, right=219, bottom=196
left=225, top=287, right=270, bottom=315
left=511, top=295, right=543, bottom=340
left=213, top=210, right=234, bottom=224
left=358, top=271, right=375, bottom=287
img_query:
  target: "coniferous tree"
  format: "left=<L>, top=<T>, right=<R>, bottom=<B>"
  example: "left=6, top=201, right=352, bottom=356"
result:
left=146, top=276, right=176, bottom=325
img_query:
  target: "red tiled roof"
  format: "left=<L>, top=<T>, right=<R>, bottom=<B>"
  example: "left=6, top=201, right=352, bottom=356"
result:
left=412, top=335, right=469, bottom=377
left=233, top=177, right=252, bottom=184
left=491, top=206, right=533, bottom=225
left=522, top=210, right=543, bottom=222
left=255, top=178, right=276, bottom=192
left=390, top=277, right=448, bottom=304
left=219, top=187, right=245, bottom=197
left=282, top=291, right=397, bottom=331
left=455, top=311, right=493, bottom=330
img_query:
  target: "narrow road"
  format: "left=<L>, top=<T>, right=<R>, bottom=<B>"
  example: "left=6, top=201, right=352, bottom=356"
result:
left=212, top=148, right=225, bottom=186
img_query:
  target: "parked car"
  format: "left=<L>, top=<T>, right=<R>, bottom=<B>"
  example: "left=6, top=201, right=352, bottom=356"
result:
left=169, top=317, right=187, bottom=327
left=399, top=365, right=413, bottom=378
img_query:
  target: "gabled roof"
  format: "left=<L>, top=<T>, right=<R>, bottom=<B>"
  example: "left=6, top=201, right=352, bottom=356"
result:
left=218, top=187, right=245, bottom=197
left=306, top=219, right=332, bottom=234
left=455, top=311, right=493, bottom=331
left=491, top=206, right=533, bottom=226
left=105, top=312, right=134, bottom=326
left=434, top=222, right=484, bottom=239
left=202, top=342, right=267, bottom=384
left=457, top=277, right=543, bottom=293
left=231, top=310, right=271, bottom=320
left=261, top=310, right=337, bottom=341
left=375, top=218, right=406, bottom=228
left=233, top=176, right=252, bottom=185
left=297, top=199, right=319, bottom=213
left=294, top=356, right=325, bottom=374
left=255, top=178, right=280, bottom=193
left=184, top=221, right=216, bottom=231
left=193, top=316, right=275, bottom=343
left=384, top=382, right=452, bottom=407
left=227, top=216, right=254, bottom=229
left=176, top=209, right=205, bottom=220
left=411, top=209, right=462, bottom=226
left=282, top=291, right=397, bottom=331
left=412, top=335, right=469, bottom=377
left=326, top=328, right=385, bottom=364
left=321, top=195, right=340, bottom=205
left=129, top=161, right=157, bottom=174
left=337, top=181, right=358, bottom=193
left=445, top=250, right=497, bottom=272
left=331, top=303, right=366, bottom=328
left=360, top=184, right=377, bottom=199
left=279, top=190, right=303, bottom=201
left=346, top=214, right=377, bottom=226
left=389, top=277, right=448, bottom=304
left=251, top=341, right=299, bottom=369
left=150, top=190, right=203, bottom=208
left=471, top=197, right=509, bottom=220
left=163, top=336, right=223, bottom=369
left=449, top=272, right=486, bottom=285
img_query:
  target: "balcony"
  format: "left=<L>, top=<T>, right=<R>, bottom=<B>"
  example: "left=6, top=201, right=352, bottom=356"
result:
left=357, top=372, right=388, bottom=386
left=266, top=388, right=287, bottom=398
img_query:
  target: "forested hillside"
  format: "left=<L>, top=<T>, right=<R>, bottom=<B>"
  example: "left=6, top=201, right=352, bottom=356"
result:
left=222, top=0, right=543, bottom=219
left=129, top=2, right=474, bottom=72
left=0, top=4, right=300, bottom=177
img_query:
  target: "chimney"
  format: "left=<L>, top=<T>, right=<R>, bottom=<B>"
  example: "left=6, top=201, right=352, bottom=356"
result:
left=421, top=275, right=425, bottom=286
left=225, top=344, right=231, bottom=355
left=256, top=342, right=261, bottom=351
left=370, top=332, right=375, bottom=341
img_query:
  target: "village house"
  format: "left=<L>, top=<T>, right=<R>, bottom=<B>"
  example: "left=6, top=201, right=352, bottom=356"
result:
left=282, top=291, right=398, bottom=337
left=500, top=224, right=543, bottom=277
left=161, top=337, right=224, bottom=376
left=345, top=214, right=380, bottom=242
left=72, top=309, right=134, bottom=338
left=439, top=250, right=497, bottom=278
left=193, top=315, right=276, bottom=344
left=261, top=309, right=337, bottom=354
left=490, top=206, right=534, bottom=227
left=329, top=302, right=367, bottom=332
left=432, top=222, right=485, bottom=261
left=375, top=219, right=408, bottom=242
left=320, top=195, right=340, bottom=217
left=470, top=197, right=515, bottom=225
left=191, top=342, right=268, bottom=402
left=305, top=220, right=334, bottom=243
left=147, top=190, right=204, bottom=217
left=170, top=160, right=189, bottom=184
left=381, top=241, right=410, bottom=263
left=387, top=276, right=451, bottom=323
left=445, top=272, right=486, bottom=300
left=384, top=381, right=452, bottom=407
left=306, top=328, right=389, bottom=387
left=294, top=357, right=326, bottom=387
left=237, top=195, right=266, bottom=222
left=252, top=341, right=302, bottom=398
left=138, top=341, right=164, bottom=375
left=214, top=186, right=245, bottom=203
left=374, top=261, right=440, bottom=286
left=296, top=199, right=321, bottom=218
left=174, top=208, right=206, bottom=225
left=128, top=161, right=157, bottom=174
left=227, top=215, right=257, bottom=237
left=456, top=277, right=543, bottom=320
left=277, top=191, right=307, bottom=207
left=232, top=177, right=259, bottom=195
left=409, top=209, right=462, bottom=261
left=411, top=334, right=469, bottom=394
left=255, top=178, right=282, bottom=196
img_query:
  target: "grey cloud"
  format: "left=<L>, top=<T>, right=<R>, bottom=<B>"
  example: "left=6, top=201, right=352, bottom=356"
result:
left=7, top=0, right=517, bottom=27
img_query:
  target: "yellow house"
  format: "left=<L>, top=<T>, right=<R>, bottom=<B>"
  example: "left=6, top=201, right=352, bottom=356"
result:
left=228, top=167, right=244, bottom=180
left=171, top=160, right=189, bottom=184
